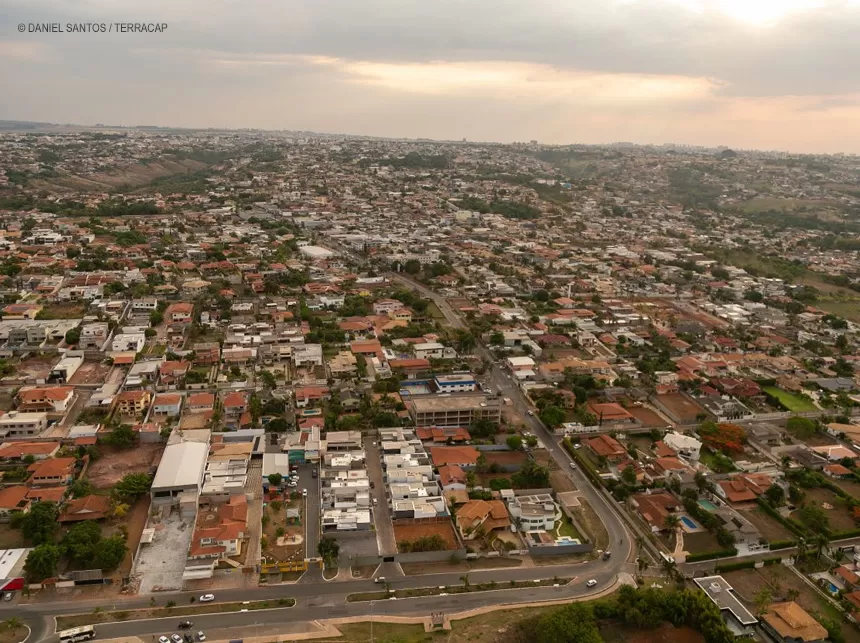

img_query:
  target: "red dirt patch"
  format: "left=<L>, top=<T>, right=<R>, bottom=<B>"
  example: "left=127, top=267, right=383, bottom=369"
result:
left=655, top=393, right=705, bottom=424
left=483, top=451, right=528, bottom=467
left=69, top=361, right=114, bottom=385
left=394, top=519, right=458, bottom=551
left=627, top=405, right=666, bottom=427
left=601, top=622, right=705, bottom=643
left=87, top=443, right=164, bottom=489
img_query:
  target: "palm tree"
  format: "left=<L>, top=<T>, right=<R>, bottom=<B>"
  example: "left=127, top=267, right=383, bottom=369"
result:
left=796, top=537, right=808, bottom=561
left=787, top=588, right=800, bottom=602
left=754, top=588, right=773, bottom=616
left=663, top=514, right=681, bottom=532
left=460, top=574, right=470, bottom=591
left=661, top=557, right=677, bottom=580
left=813, top=532, right=830, bottom=560
left=3, top=617, right=23, bottom=633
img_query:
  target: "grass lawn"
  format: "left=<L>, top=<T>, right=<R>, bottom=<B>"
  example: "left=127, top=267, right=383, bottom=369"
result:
left=816, top=299, right=860, bottom=324
left=556, top=517, right=583, bottom=541
left=426, top=301, right=447, bottom=323
left=698, top=447, right=736, bottom=473
left=762, top=387, right=817, bottom=412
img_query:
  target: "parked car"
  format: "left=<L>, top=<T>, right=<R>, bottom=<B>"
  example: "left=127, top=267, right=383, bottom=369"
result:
left=184, top=635, right=193, bottom=643
left=178, top=621, right=193, bottom=629
left=159, top=637, right=170, bottom=643
left=199, top=594, right=215, bottom=602
left=312, top=469, right=318, bottom=478
left=171, top=634, right=183, bottom=643
left=2, top=592, right=12, bottom=601
left=196, top=633, right=206, bottom=642
left=372, top=498, right=378, bottom=506
left=586, top=579, right=597, bottom=588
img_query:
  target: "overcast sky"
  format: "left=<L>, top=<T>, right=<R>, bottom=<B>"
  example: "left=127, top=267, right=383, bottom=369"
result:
left=2, top=0, right=860, bottom=152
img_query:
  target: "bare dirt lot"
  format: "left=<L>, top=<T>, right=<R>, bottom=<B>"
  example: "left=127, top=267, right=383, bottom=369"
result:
left=394, top=519, right=459, bottom=551
left=791, top=487, right=857, bottom=533
left=262, top=499, right=305, bottom=563
left=655, top=393, right=705, bottom=424
left=738, top=507, right=794, bottom=542
left=834, top=478, right=860, bottom=499
left=483, top=451, right=528, bottom=467
left=601, top=622, right=705, bottom=643
left=69, top=361, right=114, bottom=385
left=18, top=355, right=56, bottom=380
left=627, top=405, right=667, bottom=427
left=87, top=443, right=164, bottom=489
left=683, top=530, right=722, bottom=554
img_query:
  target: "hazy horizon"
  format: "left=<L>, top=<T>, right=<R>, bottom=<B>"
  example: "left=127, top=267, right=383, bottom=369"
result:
left=3, top=0, right=860, bottom=154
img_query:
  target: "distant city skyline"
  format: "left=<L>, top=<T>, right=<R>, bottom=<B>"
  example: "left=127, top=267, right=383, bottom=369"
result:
left=3, top=0, right=860, bottom=154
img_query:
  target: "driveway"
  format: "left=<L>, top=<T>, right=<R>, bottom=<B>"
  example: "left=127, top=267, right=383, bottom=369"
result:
left=364, top=439, right=395, bottom=557
left=294, top=462, right=320, bottom=559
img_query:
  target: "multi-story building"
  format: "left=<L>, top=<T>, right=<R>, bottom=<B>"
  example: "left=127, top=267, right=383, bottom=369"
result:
left=0, top=412, right=48, bottom=438
left=409, top=394, right=501, bottom=428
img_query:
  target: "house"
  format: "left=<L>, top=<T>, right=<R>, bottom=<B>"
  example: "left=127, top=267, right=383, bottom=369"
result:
left=716, top=479, right=758, bottom=505
left=430, top=446, right=480, bottom=467
left=0, top=412, right=48, bottom=438
left=28, top=457, right=76, bottom=486
left=662, top=432, right=702, bottom=461
left=294, top=386, right=330, bottom=408
left=190, top=495, right=248, bottom=560
left=79, top=322, right=110, bottom=349
left=186, top=392, right=215, bottom=413
left=812, top=444, right=858, bottom=462
left=409, top=394, right=502, bottom=428
left=760, top=602, right=827, bottom=643
left=16, top=386, right=74, bottom=414
left=587, top=402, right=634, bottom=424
left=504, top=492, right=561, bottom=532
left=584, top=434, right=627, bottom=462
left=115, top=390, right=151, bottom=417
left=58, top=494, right=111, bottom=522
left=111, top=331, right=146, bottom=353
left=415, top=426, right=471, bottom=444
left=159, top=360, right=190, bottom=385
left=629, top=491, right=682, bottom=532
left=456, top=499, right=510, bottom=539
left=166, top=302, right=194, bottom=323
left=434, top=374, right=477, bottom=393
left=414, top=342, right=453, bottom=360
left=834, top=565, right=860, bottom=591
left=152, top=393, right=183, bottom=417
left=373, top=299, right=404, bottom=315
left=824, top=463, right=854, bottom=479
left=222, top=392, right=248, bottom=417
left=0, top=441, right=60, bottom=461
left=0, top=486, right=30, bottom=520
left=437, top=464, right=467, bottom=491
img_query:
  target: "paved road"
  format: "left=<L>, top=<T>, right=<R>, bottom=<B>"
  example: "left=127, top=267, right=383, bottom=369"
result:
left=55, top=571, right=624, bottom=642
left=364, top=438, right=397, bottom=557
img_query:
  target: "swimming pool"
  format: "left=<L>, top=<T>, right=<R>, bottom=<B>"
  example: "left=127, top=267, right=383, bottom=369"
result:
left=556, top=536, right=582, bottom=545
left=698, top=499, right=718, bottom=511
left=680, top=516, right=698, bottom=530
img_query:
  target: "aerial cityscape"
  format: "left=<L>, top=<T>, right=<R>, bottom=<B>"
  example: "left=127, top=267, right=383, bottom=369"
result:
left=3, top=1, right=860, bottom=643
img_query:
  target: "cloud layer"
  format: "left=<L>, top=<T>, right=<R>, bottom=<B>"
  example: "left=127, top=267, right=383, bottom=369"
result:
left=2, top=0, right=860, bottom=151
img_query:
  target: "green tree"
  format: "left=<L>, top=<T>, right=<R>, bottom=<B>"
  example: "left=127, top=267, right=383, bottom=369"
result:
left=753, top=587, right=773, bottom=616
left=317, top=536, right=340, bottom=568
left=94, top=534, right=128, bottom=570
left=149, top=310, right=164, bottom=326
left=259, top=370, right=277, bottom=389
left=24, top=544, right=60, bottom=580
left=511, top=460, right=550, bottom=489
left=105, top=423, right=136, bottom=449
left=786, top=416, right=817, bottom=439
left=764, top=484, right=785, bottom=507
left=622, top=465, right=638, bottom=486
left=267, top=473, right=283, bottom=487
left=525, top=435, right=538, bottom=448
left=266, top=417, right=289, bottom=432
left=506, top=435, right=523, bottom=451
left=113, top=472, right=153, bottom=500
left=21, top=501, right=59, bottom=545
left=469, top=418, right=499, bottom=438
left=69, top=478, right=94, bottom=498
left=798, top=503, right=830, bottom=534
left=489, top=331, right=505, bottom=346
left=535, top=603, right=603, bottom=643
left=61, top=520, right=102, bottom=565
left=64, top=328, right=81, bottom=345
left=539, top=405, right=566, bottom=428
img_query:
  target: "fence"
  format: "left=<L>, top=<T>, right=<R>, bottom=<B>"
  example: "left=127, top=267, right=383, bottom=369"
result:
left=528, top=542, right=594, bottom=557
left=349, top=548, right=468, bottom=568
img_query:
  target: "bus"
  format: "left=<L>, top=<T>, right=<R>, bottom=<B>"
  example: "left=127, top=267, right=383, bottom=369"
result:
left=58, top=626, right=96, bottom=642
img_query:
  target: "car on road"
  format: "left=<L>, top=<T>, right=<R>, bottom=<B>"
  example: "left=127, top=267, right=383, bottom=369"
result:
left=312, top=469, right=318, bottom=478
left=2, top=591, right=12, bottom=601
left=171, top=634, right=183, bottom=643
left=586, top=579, right=597, bottom=588
left=374, top=576, right=386, bottom=584
left=527, top=410, right=534, bottom=416
left=178, top=621, right=193, bottom=629
left=199, top=594, right=215, bottom=602
left=569, top=462, right=577, bottom=469
left=197, top=633, right=206, bottom=642
left=302, top=488, right=308, bottom=497
left=372, top=498, right=378, bottom=506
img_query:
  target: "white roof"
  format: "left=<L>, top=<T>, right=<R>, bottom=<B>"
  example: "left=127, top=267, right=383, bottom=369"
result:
left=507, top=356, right=536, bottom=367
left=151, top=441, right=209, bottom=491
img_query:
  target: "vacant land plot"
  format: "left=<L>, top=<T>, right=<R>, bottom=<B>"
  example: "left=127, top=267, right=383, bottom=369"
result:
left=37, top=302, right=88, bottom=320
left=762, top=386, right=817, bottom=412
left=69, top=361, right=114, bottom=385
left=792, top=487, right=857, bottom=533
left=601, top=622, right=705, bottom=643
left=17, top=355, right=55, bottom=380
left=394, top=520, right=459, bottom=551
left=683, top=530, right=722, bottom=554
left=740, top=196, right=823, bottom=214
left=627, top=405, right=666, bottom=427
left=483, top=451, right=528, bottom=468
left=655, top=393, right=705, bottom=424
left=816, top=300, right=860, bottom=323
left=550, top=470, right=577, bottom=493
left=739, top=507, right=795, bottom=543
left=833, top=478, right=860, bottom=499
left=0, top=524, right=24, bottom=549
left=262, top=499, right=305, bottom=563
left=571, top=497, right=609, bottom=552
left=87, top=443, right=164, bottom=489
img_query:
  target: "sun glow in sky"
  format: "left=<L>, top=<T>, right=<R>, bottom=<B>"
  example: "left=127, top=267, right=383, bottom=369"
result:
left=661, top=0, right=827, bottom=25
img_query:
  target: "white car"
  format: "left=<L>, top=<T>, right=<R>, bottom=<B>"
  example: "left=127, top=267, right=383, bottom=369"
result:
left=199, top=594, right=215, bottom=602
left=586, top=579, right=597, bottom=588
left=569, top=462, right=577, bottom=469
left=527, top=410, right=534, bottom=416
left=171, top=635, right=182, bottom=643
left=302, top=488, right=308, bottom=497
left=197, top=633, right=206, bottom=642
left=159, top=637, right=169, bottom=643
